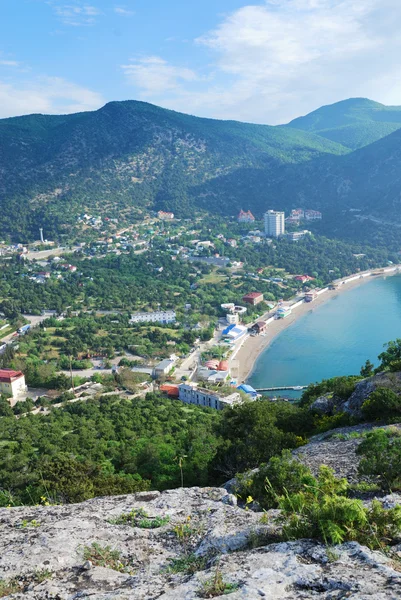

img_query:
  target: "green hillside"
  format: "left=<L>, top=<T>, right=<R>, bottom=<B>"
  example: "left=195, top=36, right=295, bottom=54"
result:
left=287, top=98, right=401, bottom=149
left=0, top=100, right=348, bottom=240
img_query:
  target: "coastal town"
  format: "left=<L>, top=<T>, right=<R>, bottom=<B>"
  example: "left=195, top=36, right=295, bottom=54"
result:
left=0, top=205, right=397, bottom=416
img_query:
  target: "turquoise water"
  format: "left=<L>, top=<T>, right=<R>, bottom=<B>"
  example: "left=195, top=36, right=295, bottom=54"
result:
left=248, top=275, right=401, bottom=397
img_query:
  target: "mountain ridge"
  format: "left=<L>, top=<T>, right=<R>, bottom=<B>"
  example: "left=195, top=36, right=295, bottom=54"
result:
left=1, top=97, right=401, bottom=241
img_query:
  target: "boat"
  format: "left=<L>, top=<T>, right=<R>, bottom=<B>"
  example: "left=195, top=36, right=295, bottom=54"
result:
left=294, top=386, right=303, bottom=390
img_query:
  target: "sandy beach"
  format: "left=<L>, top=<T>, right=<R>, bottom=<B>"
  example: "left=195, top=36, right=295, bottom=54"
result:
left=231, top=269, right=400, bottom=383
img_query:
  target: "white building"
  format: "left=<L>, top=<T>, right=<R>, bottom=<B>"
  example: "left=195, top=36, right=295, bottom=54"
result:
left=153, top=358, right=176, bottom=379
left=284, top=230, right=311, bottom=242
left=130, top=310, right=176, bottom=324
left=264, top=210, right=285, bottom=237
left=178, top=383, right=241, bottom=410
left=226, top=313, right=239, bottom=325
left=0, top=369, right=27, bottom=404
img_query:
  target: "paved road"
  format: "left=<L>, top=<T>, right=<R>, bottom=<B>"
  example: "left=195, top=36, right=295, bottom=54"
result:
left=1, top=314, right=49, bottom=343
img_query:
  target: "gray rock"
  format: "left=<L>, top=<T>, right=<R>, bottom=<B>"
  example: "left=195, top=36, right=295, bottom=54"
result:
left=309, top=394, right=335, bottom=415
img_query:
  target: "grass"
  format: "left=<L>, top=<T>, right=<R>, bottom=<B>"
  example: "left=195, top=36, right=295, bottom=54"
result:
left=167, top=553, right=208, bottom=575
left=198, top=569, right=239, bottom=598
left=83, top=542, right=133, bottom=573
left=0, top=570, right=52, bottom=597
left=109, top=508, right=170, bottom=529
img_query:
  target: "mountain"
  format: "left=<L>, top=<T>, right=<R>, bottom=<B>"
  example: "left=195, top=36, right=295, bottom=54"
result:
left=0, top=100, right=348, bottom=240
left=1, top=98, right=401, bottom=242
left=287, top=98, right=401, bottom=149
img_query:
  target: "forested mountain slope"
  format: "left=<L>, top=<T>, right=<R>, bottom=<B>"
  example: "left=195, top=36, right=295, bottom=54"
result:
left=287, top=97, right=401, bottom=149
left=2, top=98, right=401, bottom=241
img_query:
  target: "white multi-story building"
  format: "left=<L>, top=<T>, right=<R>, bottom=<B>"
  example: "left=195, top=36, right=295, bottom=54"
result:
left=264, top=210, right=285, bottom=237
left=130, top=310, right=176, bottom=324
left=178, top=383, right=241, bottom=411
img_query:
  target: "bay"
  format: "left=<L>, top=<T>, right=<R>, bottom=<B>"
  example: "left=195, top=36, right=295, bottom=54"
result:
left=248, top=275, right=401, bottom=397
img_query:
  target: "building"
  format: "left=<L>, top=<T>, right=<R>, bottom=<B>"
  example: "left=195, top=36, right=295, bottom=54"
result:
left=238, top=209, right=255, bottom=223
left=305, top=210, right=322, bottom=220
left=196, top=368, right=229, bottom=383
left=226, top=313, right=239, bottom=325
left=237, top=383, right=258, bottom=399
left=305, top=291, right=317, bottom=303
left=157, top=211, right=174, bottom=220
left=0, top=369, right=27, bottom=402
left=152, top=359, right=176, bottom=379
left=252, top=321, right=267, bottom=334
left=178, top=383, right=241, bottom=410
left=276, top=306, right=292, bottom=319
left=264, top=210, right=285, bottom=237
left=222, top=324, right=248, bottom=341
left=284, top=230, right=311, bottom=242
left=294, top=275, right=315, bottom=284
left=242, top=292, right=264, bottom=306
left=130, top=310, right=176, bottom=324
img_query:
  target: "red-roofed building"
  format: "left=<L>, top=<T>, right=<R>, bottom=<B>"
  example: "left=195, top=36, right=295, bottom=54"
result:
left=0, top=369, right=26, bottom=401
left=294, top=275, right=315, bottom=283
left=242, top=292, right=264, bottom=305
left=238, top=209, right=255, bottom=223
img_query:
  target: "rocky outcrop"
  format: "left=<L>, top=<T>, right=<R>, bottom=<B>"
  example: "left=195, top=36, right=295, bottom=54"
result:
left=344, top=371, right=401, bottom=415
left=1, top=485, right=401, bottom=598
left=309, top=371, right=401, bottom=417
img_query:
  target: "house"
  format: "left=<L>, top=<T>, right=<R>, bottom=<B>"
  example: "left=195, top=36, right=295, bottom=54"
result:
left=152, top=358, right=176, bottom=379
left=252, top=321, right=267, bottom=334
left=68, top=265, right=77, bottom=273
left=238, top=210, right=255, bottom=223
left=226, top=313, right=239, bottom=325
left=227, top=239, right=237, bottom=248
left=37, top=271, right=51, bottom=278
left=0, top=369, right=27, bottom=404
left=294, top=275, right=315, bottom=283
left=178, top=383, right=241, bottom=410
left=242, top=292, right=264, bottom=305
left=157, top=211, right=174, bottom=220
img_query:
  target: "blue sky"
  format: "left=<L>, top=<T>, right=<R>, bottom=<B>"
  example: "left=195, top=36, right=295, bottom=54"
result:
left=1, top=0, right=400, bottom=123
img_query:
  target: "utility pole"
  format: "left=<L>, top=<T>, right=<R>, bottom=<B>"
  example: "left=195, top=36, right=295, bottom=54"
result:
left=69, top=355, right=75, bottom=392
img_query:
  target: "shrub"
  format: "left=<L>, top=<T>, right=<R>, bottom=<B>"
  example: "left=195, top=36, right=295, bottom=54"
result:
left=82, top=543, right=132, bottom=573
left=278, top=466, right=401, bottom=548
left=362, top=388, right=401, bottom=421
left=357, top=428, right=401, bottom=490
left=235, top=450, right=315, bottom=510
left=109, top=508, right=170, bottom=528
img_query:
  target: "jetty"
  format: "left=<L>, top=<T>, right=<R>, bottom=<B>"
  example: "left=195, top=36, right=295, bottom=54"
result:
left=255, top=386, right=308, bottom=392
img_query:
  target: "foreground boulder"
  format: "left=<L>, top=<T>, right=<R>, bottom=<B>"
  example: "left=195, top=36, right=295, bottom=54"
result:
left=0, top=487, right=401, bottom=598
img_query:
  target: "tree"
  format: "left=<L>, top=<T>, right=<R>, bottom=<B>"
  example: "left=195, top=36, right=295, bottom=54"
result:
left=360, top=359, right=374, bottom=378
left=357, top=429, right=401, bottom=490
left=378, top=340, right=401, bottom=372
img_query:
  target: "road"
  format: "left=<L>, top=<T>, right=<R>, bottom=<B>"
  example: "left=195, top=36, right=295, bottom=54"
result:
left=1, top=314, right=49, bottom=343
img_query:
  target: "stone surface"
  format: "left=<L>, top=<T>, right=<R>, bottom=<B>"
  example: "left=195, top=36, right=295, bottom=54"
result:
left=1, top=486, right=401, bottom=598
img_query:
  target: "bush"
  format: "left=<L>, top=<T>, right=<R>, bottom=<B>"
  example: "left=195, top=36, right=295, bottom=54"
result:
left=357, top=428, right=401, bottom=490
left=362, top=388, right=401, bottom=421
left=235, top=450, right=315, bottom=509
left=278, top=465, right=401, bottom=548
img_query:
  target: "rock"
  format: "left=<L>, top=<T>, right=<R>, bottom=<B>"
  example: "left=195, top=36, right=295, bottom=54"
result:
left=1, top=486, right=401, bottom=598
left=134, top=490, right=161, bottom=502
left=222, top=494, right=237, bottom=507
left=343, top=371, right=401, bottom=416
left=309, top=394, right=335, bottom=415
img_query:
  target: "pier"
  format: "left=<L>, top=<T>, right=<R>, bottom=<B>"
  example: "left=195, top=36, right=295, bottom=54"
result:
left=255, top=386, right=307, bottom=392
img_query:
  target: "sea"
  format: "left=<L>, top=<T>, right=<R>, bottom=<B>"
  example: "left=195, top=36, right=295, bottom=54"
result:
left=248, top=275, right=401, bottom=399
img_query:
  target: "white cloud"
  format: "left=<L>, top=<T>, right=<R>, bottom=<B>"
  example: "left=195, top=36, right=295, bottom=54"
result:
left=121, top=56, right=197, bottom=95
left=114, top=7, right=135, bottom=17
left=0, top=60, right=20, bottom=67
left=50, top=2, right=101, bottom=26
left=121, top=0, right=401, bottom=123
left=0, top=76, right=104, bottom=118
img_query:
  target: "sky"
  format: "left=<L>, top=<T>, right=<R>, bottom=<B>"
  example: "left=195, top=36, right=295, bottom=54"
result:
left=0, top=0, right=400, bottom=124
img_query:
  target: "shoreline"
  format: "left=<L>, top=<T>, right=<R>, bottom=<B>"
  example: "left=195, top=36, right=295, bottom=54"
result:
left=230, top=268, right=401, bottom=384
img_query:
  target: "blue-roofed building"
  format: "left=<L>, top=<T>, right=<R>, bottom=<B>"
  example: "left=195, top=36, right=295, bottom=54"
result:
left=222, top=324, right=247, bottom=341
left=237, top=384, right=258, bottom=398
